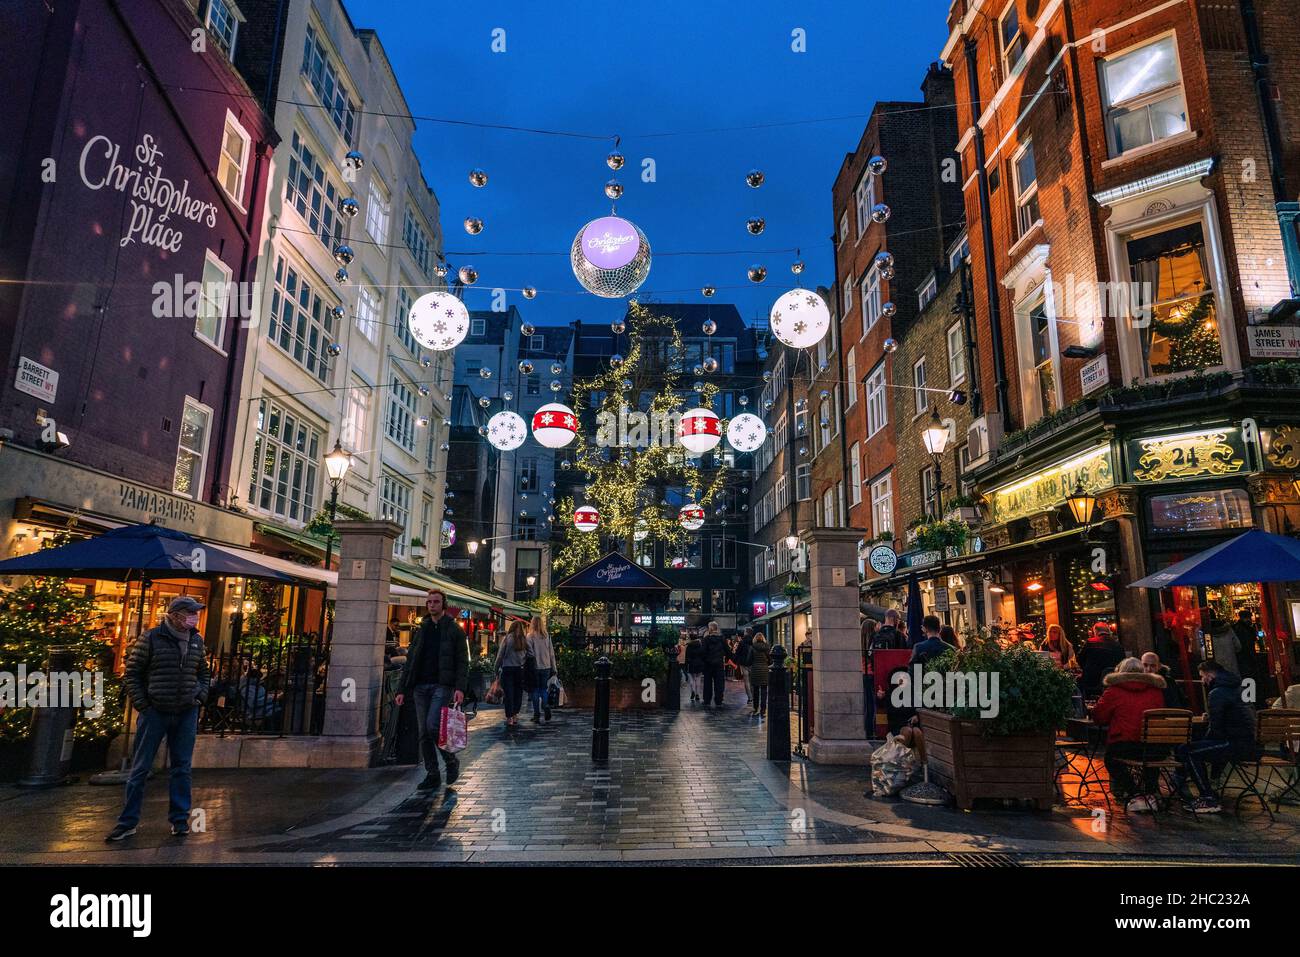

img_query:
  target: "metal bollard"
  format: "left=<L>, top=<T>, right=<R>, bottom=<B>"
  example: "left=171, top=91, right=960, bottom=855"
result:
left=766, top=645, right=791, bottom=761
left=664, top=650, right=681, bottom=712
left=19, top=647, right=78, bottom=788
left=591, top=655, right=610, bottom=762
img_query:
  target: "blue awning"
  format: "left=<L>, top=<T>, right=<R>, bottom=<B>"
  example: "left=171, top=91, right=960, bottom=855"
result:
left=1129, top=529, right=1300, bottom=588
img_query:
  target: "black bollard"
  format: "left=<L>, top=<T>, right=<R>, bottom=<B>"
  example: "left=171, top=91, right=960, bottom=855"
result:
left=19, top=647, right=79, bottom=788
left=591, top=655, right=610, bottom=762
left=766, top=645, right=792, bottom=761
left=664, top=650, right=681, bottom=712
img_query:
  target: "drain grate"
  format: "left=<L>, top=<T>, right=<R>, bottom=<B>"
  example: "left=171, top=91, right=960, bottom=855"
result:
left=944, top=851, right=1022, bottom=868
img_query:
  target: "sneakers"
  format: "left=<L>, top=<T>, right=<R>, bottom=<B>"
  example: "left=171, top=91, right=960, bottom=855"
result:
left=416, top=773, right=441, bottom=791
left=170, top=822, right=191, bottom=836
left=1125, top=795, right=1156, bottom=814
left=444, top=760, right=460, bottom=788
left=1185, top=796, right=1222, bottom=815
left=104, top=824, right=137, bottom=843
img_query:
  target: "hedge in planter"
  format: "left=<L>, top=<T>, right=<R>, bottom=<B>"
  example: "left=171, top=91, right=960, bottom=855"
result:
left=918, top=643, right=1075, bottom=810
left=555, top=647, right=668, bottom=709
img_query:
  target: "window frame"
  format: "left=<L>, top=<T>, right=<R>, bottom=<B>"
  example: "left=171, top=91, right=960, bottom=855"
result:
left=195, top=248, right=231, bottom=352
left=870, top=472, right=893, bottom=537
left=854, top=172, right=876, bottom=238
left=1011, top=139, right=1041, bottom=238
left=849, top=442, right=863, bottom=505
left=912, top=356, right=929, bottom=417
left=172, top=396, right=214, bottom=501
left=866, top=361, right=888, bottom=438
left=861, top=265, right=883, bottom=335
left=1098, top=32, right=1190, bottom=159
left=946, top=321, right=967, bottom=386
left=217, top=109, right=250, bottom=209
left=999, top=2, right=1028, bottom=78
left=365, top=174, right=391, bottom=244
left=203, top=0, right=242, bottom=59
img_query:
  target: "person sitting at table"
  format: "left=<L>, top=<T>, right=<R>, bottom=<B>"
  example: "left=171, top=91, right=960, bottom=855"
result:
left=1079, top=623, right=1125, bottom=698
left=1171, top=661, right=1257, bottom=815
left=1091, top=657, right=1168, bottom=813
left=1141, top=652, right=1186, bottom=709
left=1041, top=624, right=1079, bottom=671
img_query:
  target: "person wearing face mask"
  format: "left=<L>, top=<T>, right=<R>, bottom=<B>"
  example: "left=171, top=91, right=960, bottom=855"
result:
left=106, top=596, right=211, bottom=842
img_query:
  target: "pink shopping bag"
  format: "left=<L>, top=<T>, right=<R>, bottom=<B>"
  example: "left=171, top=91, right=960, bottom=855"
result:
left=438, top=704, right=468, bottom=753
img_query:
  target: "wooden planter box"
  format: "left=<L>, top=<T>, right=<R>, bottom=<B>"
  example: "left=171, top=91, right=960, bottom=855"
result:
left=563, top=680, right=658, bottom=710
left=918, top=709, right=1056, bottom=811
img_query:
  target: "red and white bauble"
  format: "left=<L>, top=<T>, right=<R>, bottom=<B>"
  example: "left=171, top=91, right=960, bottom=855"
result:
left=678, top=407, right=721, bottom=455
left=573, top=506, right=600, bottom=532
left=725, top=412, right=767, bottom=453
left=678, top=504, right=706, bottom=531
left=531, top=402, right=578, bottom=448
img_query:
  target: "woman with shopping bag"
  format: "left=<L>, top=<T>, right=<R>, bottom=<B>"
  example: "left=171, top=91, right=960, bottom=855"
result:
left=527, top=616, right=556, bottom=723
left=495, top=620, right=530, bottom=728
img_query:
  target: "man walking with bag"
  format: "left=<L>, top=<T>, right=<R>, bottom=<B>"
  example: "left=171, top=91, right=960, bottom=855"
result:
left=395, top=589, right=469, bottom=790
left=106, top=596, right=211, bottom=841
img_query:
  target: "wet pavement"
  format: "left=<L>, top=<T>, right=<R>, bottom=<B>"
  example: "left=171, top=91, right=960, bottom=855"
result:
left=1, top=679, right=1297, bottom=864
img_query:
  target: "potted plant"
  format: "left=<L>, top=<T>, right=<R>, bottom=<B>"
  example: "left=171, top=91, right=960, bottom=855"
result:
left=943, top=495, right=981, bottom=524
left=555, top=646, right=668, bottom=709
left=409, top=537, right=427, bottom=561
left=467, top=655, right=495, bottom=701
left=914, top=519, right=968, bottom=556
left=917, top=643, right=1077, bottom=810
left=904, top=516, right=924, bottom=545
left=782, top=579, right=808, bottom=601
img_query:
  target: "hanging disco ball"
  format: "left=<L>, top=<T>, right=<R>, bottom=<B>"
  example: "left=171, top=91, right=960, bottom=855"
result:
left=874, top=251, right=895, bottom=270
left=340, top=197, right=360, bottom=219
left=679, top=504, right=706, bottom=531
left=531, top=402, right=578, bottom=448
left=881, top=301, right=897, bottom=319
left=522, top=287, right=537, bottom=299
left=550, top=379, right=563, bottom=392
left=610, top=354, right=624, bottom=368
left=871, top=203, right=891, bottom=224
left=478, top=396, right=491, bottom=409
left=881, top=265, right=896, bottom=281
left=693, top=380, right=705, bottom=393
left=621, top=378, right=633, bottom=389
left=607, top=151, right=625, bottom=171
left=333, top=244, right=354, bottom=266
left=479, top=367, right=492, bottom=380
left=702, top=357, right=719, bottom=374
left=502, top=390, right=514, bottom=402
left=330, top=305, right=346, bottom=321
left=334, top=267, right=349, bottom=283
left=519, top=360, right=534, bottom=374
left=738, top=395, right=749, bottom=407
left=458, top=265, right=478, bottom=284
left=792, top=261, right=805, bottom=275
left=693, top=365, right=705, bottom=377
left=570, top=215, right=652, bottom=298
left=478, top=425, right=489, bottom=437
left=326, top=342, right=341, bottom=357
left=769, top=288, right=831, bottom=349
left=573, top=506, right=600, bottom=532
left=726, top=412, right=767, bottom=453
left=464, top=217, right=483, bottom=235
left=762, top=370, right=773, bottom=383
left=408, top=291, right=470, bottom=351
left=702, top=319, right=717, bottom=335
left=611, top=320, right=626, bottom=334
left=485, top=410, right=527, bottom=451
left=868, top=155, right=888, bottom=176
left=435, top=263, right=448, bottom=278
left=418, top=385, right=431, bottom=397
left=746, top=169, right=764, bottom=188
left=702, top=286, right=716, bottom=298
left=746, top=217, right=765, bottom=235
left=469, top=168, right=488, bottom=187
left=762, top=399, right=774, bottom=411
left=748, top=264, right=767, bottom=283
left=678, top=407, right=721, bottom=455
left=521, top=322, right=536, bottom=337
left=550, top=362, right=564, bottom=375
left=883, top=338, right=899, bottom=353
left=344, top=150, right=365, bottom=170
left=605, top=179, right=623, bottom=200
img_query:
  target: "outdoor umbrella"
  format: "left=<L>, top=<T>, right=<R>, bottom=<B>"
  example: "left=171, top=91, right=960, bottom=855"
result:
left=0, top=522, right=297, bottom=583
left=1128, top=529, right=1300, bottom=588
left=906, top=575, right=923, bottom=644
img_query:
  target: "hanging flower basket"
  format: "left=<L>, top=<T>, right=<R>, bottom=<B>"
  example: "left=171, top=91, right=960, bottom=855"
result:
left=782, top=580, right=808, bottom=600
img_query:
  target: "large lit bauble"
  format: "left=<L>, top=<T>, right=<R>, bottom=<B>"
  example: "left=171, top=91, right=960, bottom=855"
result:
left=485, top=411, right=526, bottom=450
left=459, top=265, right=478, bottom=284
left=408, top=291, right=470, bottom=351
left=573, top=506, right=600, bottom=532
left=678, top=504, right=706, bottom=531
left=531, top=402, right=577, bottom=448
left=570, top=216, right=651, bottom=298
left=726, top=412, right=767, bottom=453
left=769, top=288, right=831, bottom=349
left=678, top=407, right=722, bottom=455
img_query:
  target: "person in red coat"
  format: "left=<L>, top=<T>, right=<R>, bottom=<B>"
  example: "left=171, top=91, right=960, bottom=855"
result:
left=1091, top=657, right=1168, bottom=812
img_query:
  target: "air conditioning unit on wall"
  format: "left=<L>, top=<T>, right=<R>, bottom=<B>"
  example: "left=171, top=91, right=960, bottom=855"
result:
left=966, top=413, right=1004, bottom=467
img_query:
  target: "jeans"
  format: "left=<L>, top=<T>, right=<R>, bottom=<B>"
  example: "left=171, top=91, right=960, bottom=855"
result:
left=117, top=706, right=199, bottom=829
left=752, top=683, right=768, bottom=713
left=703, top=664, right=725, bottom=706
left=500, top=666, right=525, bottom=719
left=1175, top=739, right=1241, bottom=798
left=413, top=683, right=458, bottom=776
left=530, top=668, right=554, bottom=716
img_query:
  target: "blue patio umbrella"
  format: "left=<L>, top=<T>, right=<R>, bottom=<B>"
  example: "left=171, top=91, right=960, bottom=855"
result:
left=0, top=523, right=297, bottom=582
left=1128, top=528, right=1300, bottom=588
left=905, top=574, right=924, bottom=645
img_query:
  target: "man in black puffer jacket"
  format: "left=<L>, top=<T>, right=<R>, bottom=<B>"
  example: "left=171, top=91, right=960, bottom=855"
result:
left=395, top=589, right=469, bottom=790
left=107, top=596, right=211, bottom=842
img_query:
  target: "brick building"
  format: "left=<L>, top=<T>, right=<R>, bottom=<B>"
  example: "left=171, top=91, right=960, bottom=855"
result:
left=832, top=63, right=967, bottom=569
left=940, top=0, right=1300, bottom=695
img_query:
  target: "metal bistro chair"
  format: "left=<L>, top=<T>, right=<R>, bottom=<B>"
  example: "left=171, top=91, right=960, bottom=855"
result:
left=1113, top=708, right=1194, bottom=818
left=1056, top=723, right=1110, bottom=812
left=1220, top=709, right=1300, bottom=821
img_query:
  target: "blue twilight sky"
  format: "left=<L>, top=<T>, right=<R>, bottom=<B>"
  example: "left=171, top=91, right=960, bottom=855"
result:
left=346, top=0, right=954, bottom=330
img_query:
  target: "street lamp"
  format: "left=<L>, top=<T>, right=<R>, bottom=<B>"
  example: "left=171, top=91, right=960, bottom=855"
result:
left=1066, top=479, right=1096, bottom=539
left=318, top=439, right=352, bottom=639
left=920, top=409, right=950, bottom=517
left=467, top=540, right=480, bottom=555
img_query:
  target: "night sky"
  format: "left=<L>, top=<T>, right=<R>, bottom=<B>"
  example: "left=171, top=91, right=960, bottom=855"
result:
left=346, top=0, right=953, bottom=330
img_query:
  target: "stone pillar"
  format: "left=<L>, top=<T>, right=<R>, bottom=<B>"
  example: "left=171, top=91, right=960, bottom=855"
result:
left=318, top=519, right=401, bottom=767
left=1096, top=486, right=1152, bottom=653
left=804, top=527, right=872, bottom=765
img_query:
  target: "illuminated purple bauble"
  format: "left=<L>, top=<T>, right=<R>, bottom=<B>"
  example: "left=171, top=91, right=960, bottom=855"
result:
left=571, top=216, right=651, bottom=298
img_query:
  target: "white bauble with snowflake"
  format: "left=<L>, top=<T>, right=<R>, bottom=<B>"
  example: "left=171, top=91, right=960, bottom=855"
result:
left=485, top=410, right=527, bottom=451
left=769, top=288, right=830, bottom=349
left=726, top=413, right=768, bottom=453
left=531, top=402, right=577, bottom=448
left=408, top=291, right=470, bottom=351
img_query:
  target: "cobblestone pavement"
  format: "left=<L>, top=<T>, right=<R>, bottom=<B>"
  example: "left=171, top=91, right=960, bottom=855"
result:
left=2, top=678, right=1298, bottom=864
